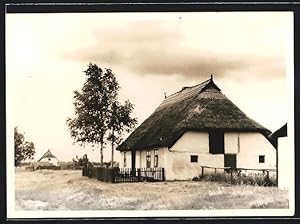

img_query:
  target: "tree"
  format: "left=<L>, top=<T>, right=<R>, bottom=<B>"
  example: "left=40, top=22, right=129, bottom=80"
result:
left=66, top=63, right=119, bottom=165
left=14, top=127, right=35, bottom=166
left=72, top=154, right=90, bottom=167
left=107, top=100, right=137, bottom=167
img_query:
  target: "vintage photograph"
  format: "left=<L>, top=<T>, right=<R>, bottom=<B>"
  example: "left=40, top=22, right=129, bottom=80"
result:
left=6, top=11, right=294, bottom=217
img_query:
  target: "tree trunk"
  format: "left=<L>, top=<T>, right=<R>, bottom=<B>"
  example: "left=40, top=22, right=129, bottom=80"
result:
left=111, top=129, right=114, bottom=168
left=100, top=134, right=104, bottom=166
left=100, top=141, right=104, bottom=166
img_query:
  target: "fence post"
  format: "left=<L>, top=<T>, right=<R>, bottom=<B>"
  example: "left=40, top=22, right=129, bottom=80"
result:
left=131, top=168, right=135, bottom=177
left=230, top=168, right=233, bottom=184
left=214, top=168, right=217, bottom=174
left=266, top=170, right=270, bottom=185
left=162, top=168, right=165, bottom=181
left=276, top=169, right=278, bottom=187
left=137, top=168, right=141, bottom=181
left=201, top=166, right=204, bottom=177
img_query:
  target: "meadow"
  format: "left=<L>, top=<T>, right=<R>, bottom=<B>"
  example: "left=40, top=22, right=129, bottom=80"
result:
left=15, top=168, right=288, bottom=210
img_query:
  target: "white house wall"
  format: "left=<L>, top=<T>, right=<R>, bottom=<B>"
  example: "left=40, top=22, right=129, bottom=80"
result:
left=38, top=158, right=59, bottom=166
left=166, top=131, right=224, bottom=180
left=118, top=151, right=132, bottom=168
left=225, top=132, right=276, bottom=170
left=166, top=131, right=276, bottom=180
left=118, top=148, right=165, bottom=169
left=140, top=150, right=147, bottom=168
left=224, top=133, right=240, bottom=154
left=126, top=151, right=132, bottom=168
left=117, top=131, right=276, bottom=180
left=139, top=148, right=166, bottom=168
left=164, top=150, right=224, bottom=180
left=278, top=137, right=289, bottom=189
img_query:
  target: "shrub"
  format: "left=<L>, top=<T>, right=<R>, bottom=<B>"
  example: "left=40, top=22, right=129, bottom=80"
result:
left=58, top=161, right=77, bottom=170
left=36, top=165, right=61, bottom=170
left=72, top=154, right=89, bottom=167
left=193, top=171, right=276, bottom=186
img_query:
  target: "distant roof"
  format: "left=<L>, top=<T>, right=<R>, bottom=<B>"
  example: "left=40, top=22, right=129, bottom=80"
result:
left=117, top=77, right=271, bottom=151
left=37, top=149, right=59, bottom=162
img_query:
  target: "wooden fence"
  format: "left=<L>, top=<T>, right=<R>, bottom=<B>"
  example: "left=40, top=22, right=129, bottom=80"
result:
left=82, top=166, right=165, bottom=183
left=115, top=167, right=165, bottom=183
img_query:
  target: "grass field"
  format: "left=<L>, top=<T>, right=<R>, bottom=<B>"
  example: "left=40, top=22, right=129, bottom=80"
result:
left=15, top=168, right=289, bottom=210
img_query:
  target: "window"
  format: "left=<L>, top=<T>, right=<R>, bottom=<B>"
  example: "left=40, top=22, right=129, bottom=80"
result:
left=146, top=150, right=151, bottom=168
left=124, top=152, right=127, bottom=167
left=154, top=150, right=159, bottom=167
left=259, top=155, right=265, bottom=163
left=191, top=155, right=198, bottom=163
left=209, top=131, right=224, bottom=154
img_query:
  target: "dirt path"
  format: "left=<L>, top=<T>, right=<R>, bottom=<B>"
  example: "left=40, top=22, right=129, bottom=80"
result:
left=15, top=169, right=289, bottom=210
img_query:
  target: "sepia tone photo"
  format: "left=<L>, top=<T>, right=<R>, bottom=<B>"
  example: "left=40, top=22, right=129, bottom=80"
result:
left=6, top=11, right=294, bottom=218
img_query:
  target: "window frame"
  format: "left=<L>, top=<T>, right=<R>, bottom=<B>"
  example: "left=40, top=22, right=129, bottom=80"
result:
left=154, top=149, right=159, bottom=167
left=124, top=152, right=127, bottom=167
left=146, top=150, right=151, bottom=168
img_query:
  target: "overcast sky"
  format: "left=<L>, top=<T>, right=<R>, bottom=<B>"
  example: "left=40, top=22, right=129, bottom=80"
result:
left=6, top=12, right=293, bottom=162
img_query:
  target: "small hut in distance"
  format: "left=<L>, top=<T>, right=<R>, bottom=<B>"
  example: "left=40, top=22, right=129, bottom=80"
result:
left=37, top=149, right=59, bottom=166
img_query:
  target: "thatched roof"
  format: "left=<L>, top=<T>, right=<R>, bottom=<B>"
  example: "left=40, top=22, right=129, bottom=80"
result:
left=37, top=149, right=59, bottom=162
left=117, top=77, right=271, bottom=151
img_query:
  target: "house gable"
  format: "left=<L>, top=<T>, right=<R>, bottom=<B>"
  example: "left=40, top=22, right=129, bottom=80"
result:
left=37, top=149, right=59, bottom=162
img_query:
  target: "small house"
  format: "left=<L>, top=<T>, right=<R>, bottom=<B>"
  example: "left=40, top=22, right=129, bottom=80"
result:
left=117, top=77, right=276, bottom=180
left=37, top=149, right=59, bottom=166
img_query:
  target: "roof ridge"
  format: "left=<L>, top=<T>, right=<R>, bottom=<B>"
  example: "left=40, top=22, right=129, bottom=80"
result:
left=156, top=78, right=212, bottom=110
left=165, top=78, right=211, bottom=100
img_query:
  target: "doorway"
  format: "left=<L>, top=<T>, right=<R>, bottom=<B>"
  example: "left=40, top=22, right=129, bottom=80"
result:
left=224, top=154, right=236, bottom=169
left=131, top=151, right=136, bottom=170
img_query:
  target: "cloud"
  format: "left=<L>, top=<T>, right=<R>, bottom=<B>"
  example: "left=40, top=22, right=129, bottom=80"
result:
left=63, top=15, right=287, bottom=82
